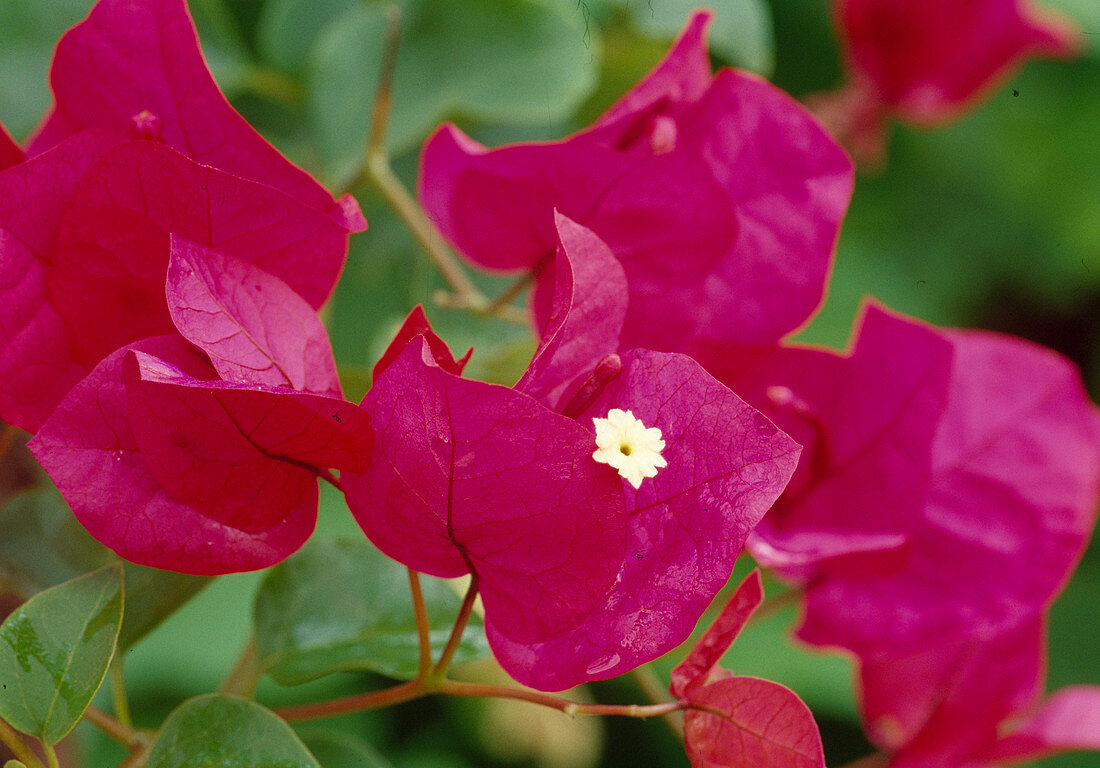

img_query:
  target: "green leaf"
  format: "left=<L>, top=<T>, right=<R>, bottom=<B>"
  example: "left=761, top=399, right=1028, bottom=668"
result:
left=188, top=0, right=253, bottom=97
left=301, top=731, right=395, bottom=768
left=4, top=761, right=28, bottom=768
left=0, top=487, right=210, bottom=650
left=0, top=564, right=123, bottom=744
left=308, top=0, right=599, bottom=185
left=614, top=0, right=775, bottom=74
left=254, top=537, right=489, bottom=684
left=257, top=0, right=360, bottom=77
left=1045, top=0, right=1100, bottom=58
left=144, top=695, right=320, bottom=768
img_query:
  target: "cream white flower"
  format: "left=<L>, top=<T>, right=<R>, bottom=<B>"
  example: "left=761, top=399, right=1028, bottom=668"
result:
left=592, top=408, right=667, bottom=489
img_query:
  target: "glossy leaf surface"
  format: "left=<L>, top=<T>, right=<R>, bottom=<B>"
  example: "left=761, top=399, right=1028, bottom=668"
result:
left=0, top=564, right=122, bottom=744
left=254, top=538, right=489, bottom=684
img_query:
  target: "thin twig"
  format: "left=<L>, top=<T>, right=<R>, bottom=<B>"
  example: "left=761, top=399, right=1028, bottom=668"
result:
left=431, top=573, right=479, bottom=679
left=0, top=718, right=46, bottom=768
left=439, top=680, right=689, bottom=720
left=629, top=666, right=684, bottom=737
left=407, top=570, right=432, bottom=678
left=109, top=659, right=133, bottom=730
left=341, top=4, right=527, bottom=325
left=42, top=744, right=59, bottom=768
left=218, top=636, right=261, bottom=698
left=275, top=679, right=425, bottom=722
left=82, top=707, right=146, bottom=752
left=834, top=753, right=889, bottom=768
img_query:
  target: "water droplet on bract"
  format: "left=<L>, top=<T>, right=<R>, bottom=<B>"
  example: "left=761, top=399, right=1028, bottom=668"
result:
left=585, top=653, right=621, bottom=676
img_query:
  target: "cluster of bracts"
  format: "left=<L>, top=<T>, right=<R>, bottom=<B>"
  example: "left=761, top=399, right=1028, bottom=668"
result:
left=1, top=1, right=1098, bottom=766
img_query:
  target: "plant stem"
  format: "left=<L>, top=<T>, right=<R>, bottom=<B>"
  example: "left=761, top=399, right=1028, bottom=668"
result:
left=835, top=753, right=889, bottom=768
left=407, top=570, right=432, bottom=678
left=219, top=636, right=261, bottom=698
left=82, top=707, right=146, bottom=751
left=275, top=679, right=426, bottom=721
left=628, top=666, right=684, bottom=737
left=0, top=718, right=46, bottom=768
left=438, top=680, right=688, bottom=720
left=0, top=424, right=18, bottom=467
left=344, top=4, right=527, bottom=325
left=430, top=573, right=478, bottom=679
left=109, top=659, right=133, bottom=730
left=42, top=744, right=58, bottom=768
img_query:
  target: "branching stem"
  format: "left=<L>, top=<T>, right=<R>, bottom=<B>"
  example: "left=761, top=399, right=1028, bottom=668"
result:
left=431, top=573, right=478, bottom=679
left=407, top=570, right=432, bottom=678
left=344, top=4, right=528, bottom=325
left=109, top=659, right=133, bottom=730
left=218, top=635, right=261, bottom=698
left=82, top=707, right=146, bottom=752
left=0, top=718, right=46, bottom=768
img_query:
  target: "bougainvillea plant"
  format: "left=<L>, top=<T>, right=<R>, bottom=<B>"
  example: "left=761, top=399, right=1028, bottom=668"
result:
left=0, top=1, right=1097, bottom=768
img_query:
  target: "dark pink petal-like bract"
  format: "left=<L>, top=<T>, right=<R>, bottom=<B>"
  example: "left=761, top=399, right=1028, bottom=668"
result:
left=488, top=350, right=800, bottom=691
left=516, top=213, right=627, bottom=410
left=0, top=122, right=22, bottom=170
left=166, top=236, right=341, bottom=398
left=372, top=305, right=471, bottom=383
left=343, top=336, right=628, bottom=645
left=28, top=335, right=371, bottom=574
left=837, top=0, right=1079, bottom=124
left=796, top=324, right=1100, bottom=657
left=29, top=0, right=364, bottom=230
left=419, top=11, right=853, bottom=353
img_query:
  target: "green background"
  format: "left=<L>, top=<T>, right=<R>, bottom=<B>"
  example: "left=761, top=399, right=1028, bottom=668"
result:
left=0, top=0, right=1097, bottom=766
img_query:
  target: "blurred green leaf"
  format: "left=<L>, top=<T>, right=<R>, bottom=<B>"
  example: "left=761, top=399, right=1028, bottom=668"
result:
left=0, top=487, right=210, bottom=650
left=0, top=0, right=95, bottom=138
left=257, top=0, right=361, bottom=77
left=188, top=0, right=252, bottom=97
left=301, top=731, right=395, bottom=768
left=254, top=537, right=489, bottom=685
left=145, top=695, right=320, bottom=768
left=609, top=0, right=775, bottom=74
left=4, top=761, right=28, bottom=768
left=1045, top=0, right=1100, bottom=58
left=0, top=564, right=122, bottom=744
left=308, top=0, right=600, bottom=186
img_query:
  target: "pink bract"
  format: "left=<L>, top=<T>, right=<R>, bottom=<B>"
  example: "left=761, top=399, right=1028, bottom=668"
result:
left=487, top=347, right=800, bottom=690
left=861, top=612, right=1100, bottom=767
left=419, top=11, right=852, bottom=353
left=0, top=136, right=355, bottom=433
left=28, top=0, right=362, bottom=230
left=28, top=335, right=371, bottom=574
left=796, top=321, right=1100, bottom=656
left=166, top=237, right=341, bottom=398
left=670, top=571, right=826, bottom=768
left=836, top=0, right=1079, bottom=125
left=343, top=336, right=628, bottom=645
left=0, top=122, right=22, bottom=170
left=475, top=218, right=799, bottom=690
left=372, top=305, right=471, bottom=382
left=515, top=212, right=627, bottom=410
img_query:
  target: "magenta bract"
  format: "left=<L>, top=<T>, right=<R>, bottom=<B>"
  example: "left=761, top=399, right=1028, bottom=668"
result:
left=487, top=347, right=800, bottom=690
left=837, top=0, right=1079, bottom=125
left=515, top=212, right=627, bottom=410
left=167, top=237, right=341, bottom=397
left=670, top=571, right=825, bottom=768
left=419, top=11, right=853, bottom=353
left=28, top=334, right=371, bottom=574
left=0, top=135, right=355, bottom=432
left=861, top=612, right=1100, bottom=767
left=28, top=0, right=362, bottom=230
left=372, top=305, right=472, bottom=383
left=343, top=336, right=628, bottom=645
left=0, top=122, right=22, bottom=170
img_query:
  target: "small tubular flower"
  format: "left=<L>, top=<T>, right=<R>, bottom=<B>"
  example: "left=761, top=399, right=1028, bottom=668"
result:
left=592, top=408, right=667, bottom=489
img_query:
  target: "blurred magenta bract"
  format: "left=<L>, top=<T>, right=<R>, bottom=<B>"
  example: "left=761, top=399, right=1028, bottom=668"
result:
left=418, top=11, right=854, bottom=354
